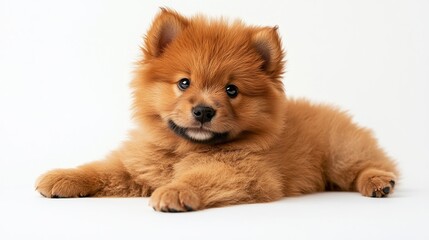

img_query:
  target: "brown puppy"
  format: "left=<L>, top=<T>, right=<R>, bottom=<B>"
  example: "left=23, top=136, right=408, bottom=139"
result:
left=36, top=9, right=398, bottom=212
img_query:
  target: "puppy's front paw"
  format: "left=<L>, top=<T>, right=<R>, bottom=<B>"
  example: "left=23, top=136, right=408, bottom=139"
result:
left=36, top=169, right=100, bottom=198
left=149, top=185, right=201, bottom=212
left=357, top=169, right=396, bottom=198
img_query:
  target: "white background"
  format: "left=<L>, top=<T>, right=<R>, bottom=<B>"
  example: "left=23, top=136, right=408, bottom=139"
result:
left=1, top=0, right=428, bottom=239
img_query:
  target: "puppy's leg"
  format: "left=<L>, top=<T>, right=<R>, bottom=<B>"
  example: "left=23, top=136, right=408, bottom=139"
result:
left=36, top=152, right=149, bottom=198
left=150, top=160, right=283, bottom=212
left=326, top=121, right=398, bottom=198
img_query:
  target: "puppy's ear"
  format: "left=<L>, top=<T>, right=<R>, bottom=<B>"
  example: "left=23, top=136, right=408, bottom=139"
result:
left=252, top=27, right=285, bottom=79
left=143, top=8, right=189, bottom=59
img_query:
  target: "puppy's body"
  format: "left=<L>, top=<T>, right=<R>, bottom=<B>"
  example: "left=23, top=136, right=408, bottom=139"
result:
left=37, top=9, right=397, bottom=212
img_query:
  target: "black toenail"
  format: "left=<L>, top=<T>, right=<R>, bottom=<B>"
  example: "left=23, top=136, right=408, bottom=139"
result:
left=168, top=208, right=178, bottom=213
left=389, top=180, right=395, bottom=188
left=51, top=195, right=59, bottom=198
left=184, top=205, right=194, bottom=211
left=383, top=187, right=390, bottom=194
left=152, top=207, right=156, bottom=211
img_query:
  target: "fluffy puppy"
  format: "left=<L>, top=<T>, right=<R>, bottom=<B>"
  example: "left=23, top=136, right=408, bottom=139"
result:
left=36, top=9, right=398, bottom=212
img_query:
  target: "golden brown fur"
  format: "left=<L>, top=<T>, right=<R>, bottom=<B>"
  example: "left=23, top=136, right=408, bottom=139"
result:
left=36, top=9, right=398, bottom=212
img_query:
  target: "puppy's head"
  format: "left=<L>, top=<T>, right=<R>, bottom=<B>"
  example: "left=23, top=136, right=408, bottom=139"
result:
left=132, top=9, right=286, bottom=150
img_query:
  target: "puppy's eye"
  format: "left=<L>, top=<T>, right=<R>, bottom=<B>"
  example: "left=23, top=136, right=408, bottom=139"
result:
left=226, top=84, right=238, bottom=98
left=178, top=78, right=190, bottom=91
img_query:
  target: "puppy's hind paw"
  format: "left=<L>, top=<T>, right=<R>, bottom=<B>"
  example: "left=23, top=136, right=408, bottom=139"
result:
left=357, top=168, right=397, bottom=198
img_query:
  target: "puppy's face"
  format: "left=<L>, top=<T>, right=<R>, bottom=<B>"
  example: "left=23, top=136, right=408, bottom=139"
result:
left=133, top=9, right=286, bottom=148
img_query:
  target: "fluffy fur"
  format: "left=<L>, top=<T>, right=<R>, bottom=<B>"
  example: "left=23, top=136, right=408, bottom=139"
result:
left=36, top=9, right=398, bottom=212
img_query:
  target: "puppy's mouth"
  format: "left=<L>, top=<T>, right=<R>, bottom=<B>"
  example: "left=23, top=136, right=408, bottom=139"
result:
left=168, top=120, right=229, bottom=144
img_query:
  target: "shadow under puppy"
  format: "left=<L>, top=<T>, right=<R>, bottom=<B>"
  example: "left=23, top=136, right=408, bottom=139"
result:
left=36, top=9, right=398, bottom=212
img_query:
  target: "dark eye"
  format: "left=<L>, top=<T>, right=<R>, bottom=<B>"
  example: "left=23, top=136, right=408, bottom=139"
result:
left=226, top=84, right=238, bottom=98
left=178, top=78, right=190, bottom=91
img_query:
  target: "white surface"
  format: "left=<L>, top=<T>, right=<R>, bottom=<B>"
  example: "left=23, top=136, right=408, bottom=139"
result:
left=1, top=0, right=428, bottom=239
left=1, top=188, right=428, bottom=240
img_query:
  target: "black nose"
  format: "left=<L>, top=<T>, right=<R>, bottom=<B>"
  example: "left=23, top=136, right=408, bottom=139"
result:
left=192, top=105, right=216, bottom=123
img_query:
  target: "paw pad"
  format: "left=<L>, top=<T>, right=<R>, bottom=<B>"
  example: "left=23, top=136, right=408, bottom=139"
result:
left=370, top=179, right=395, bottom=198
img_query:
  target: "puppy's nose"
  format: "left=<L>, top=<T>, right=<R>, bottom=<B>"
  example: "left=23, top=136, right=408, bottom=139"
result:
left=192, top=105, right=216, bottom=123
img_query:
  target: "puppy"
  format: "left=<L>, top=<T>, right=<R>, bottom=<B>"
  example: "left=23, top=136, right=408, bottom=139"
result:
left=36, top=9, right=398, bottom=212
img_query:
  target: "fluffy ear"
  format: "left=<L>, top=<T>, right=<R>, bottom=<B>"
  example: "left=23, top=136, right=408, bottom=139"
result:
left=143, top=8, right=189, bottom=59
left=252, top=27, right=284, bottom=78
